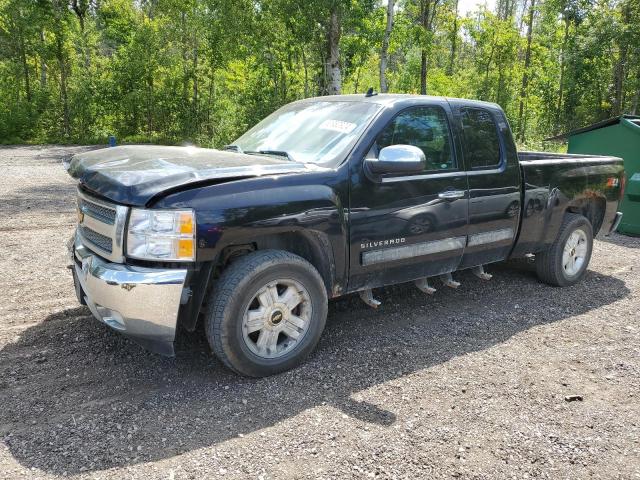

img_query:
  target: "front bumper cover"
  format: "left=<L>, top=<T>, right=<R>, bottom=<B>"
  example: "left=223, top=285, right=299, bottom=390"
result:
left=71, top=231, right=187, bottom=356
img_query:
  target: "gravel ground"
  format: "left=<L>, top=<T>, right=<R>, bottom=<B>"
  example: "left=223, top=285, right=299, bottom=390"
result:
left=0, top=145, right=639, bottom=480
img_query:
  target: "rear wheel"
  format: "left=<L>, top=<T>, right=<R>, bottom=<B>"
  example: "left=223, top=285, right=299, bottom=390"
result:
left=205, top=250, right=328, bottom=377
left=536, top=213, right=593, bottom=287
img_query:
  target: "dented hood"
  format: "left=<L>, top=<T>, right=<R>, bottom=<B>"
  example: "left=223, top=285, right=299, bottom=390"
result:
left=66, top=145, right=317, bottom=206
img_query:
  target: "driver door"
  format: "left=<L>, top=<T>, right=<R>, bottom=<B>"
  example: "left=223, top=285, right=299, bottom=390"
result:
left=348, top=102, right=469, bottom=291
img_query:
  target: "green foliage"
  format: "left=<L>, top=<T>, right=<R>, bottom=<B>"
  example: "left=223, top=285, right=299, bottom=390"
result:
left=0, top=0, right=638, bottom=147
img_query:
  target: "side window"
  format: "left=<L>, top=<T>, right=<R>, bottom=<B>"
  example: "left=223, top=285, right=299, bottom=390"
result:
left=460, top=108, right=502, bottom=169
left=376, top=106, right=455, bottom=172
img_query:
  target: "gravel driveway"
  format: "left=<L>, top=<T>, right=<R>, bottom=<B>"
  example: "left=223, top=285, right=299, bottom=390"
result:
left=0, top=145, right=638, bottom=479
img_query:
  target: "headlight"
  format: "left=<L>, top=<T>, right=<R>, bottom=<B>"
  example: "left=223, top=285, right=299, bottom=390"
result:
left=126, top=209, right=196, bottom=261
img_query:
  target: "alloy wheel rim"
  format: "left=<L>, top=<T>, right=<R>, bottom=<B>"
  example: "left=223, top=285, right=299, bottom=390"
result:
left=562, top=228, right=588, bottom=277
left=241, top=279, right=312, bottom=359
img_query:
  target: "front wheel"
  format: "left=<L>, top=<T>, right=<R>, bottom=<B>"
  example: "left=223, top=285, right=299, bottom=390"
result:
left=205, top=250, right=328, bottom=377
left=536, top=213, right=593, bottom=287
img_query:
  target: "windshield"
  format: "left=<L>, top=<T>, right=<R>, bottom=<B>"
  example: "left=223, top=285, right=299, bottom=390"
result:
left=232, top=101, right=382, bottom=165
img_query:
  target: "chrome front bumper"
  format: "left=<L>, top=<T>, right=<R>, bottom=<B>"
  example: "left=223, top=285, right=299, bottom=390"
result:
left=71, top=231, right=188, bottom=356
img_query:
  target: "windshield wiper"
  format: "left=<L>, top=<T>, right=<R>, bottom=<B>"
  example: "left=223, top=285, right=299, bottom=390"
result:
left=223, top=144, right=243, bottom=153
left=244, top=150, right=296, bottom=161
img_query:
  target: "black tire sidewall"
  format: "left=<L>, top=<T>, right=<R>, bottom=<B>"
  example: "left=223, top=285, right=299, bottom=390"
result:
left=211, top=254, right=327, bottom=376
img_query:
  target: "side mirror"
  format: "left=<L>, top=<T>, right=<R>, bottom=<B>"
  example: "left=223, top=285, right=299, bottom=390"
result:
left=365, top=144, right=426, bottom=175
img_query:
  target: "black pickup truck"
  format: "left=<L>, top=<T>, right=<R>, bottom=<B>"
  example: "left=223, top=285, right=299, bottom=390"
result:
left=66, top=94, right=624, bottom=376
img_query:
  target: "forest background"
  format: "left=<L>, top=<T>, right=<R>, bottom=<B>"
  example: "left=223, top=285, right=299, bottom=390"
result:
left=1, top=0, right=638, bottom=150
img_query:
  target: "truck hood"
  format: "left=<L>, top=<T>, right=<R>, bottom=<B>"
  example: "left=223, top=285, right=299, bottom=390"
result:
left=66, top=145, right=321, bottom=206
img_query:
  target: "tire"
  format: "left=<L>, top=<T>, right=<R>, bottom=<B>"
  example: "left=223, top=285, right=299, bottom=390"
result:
left=535, top=213, right=593, bottom=287
left=205, top=250, right=328, bottom=377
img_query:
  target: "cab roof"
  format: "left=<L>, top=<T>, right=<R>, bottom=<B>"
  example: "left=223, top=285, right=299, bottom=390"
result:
left=296, top=93, right=501, bottom=111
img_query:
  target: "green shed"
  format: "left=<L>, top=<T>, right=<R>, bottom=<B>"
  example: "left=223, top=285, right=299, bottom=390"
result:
left=550, top=115, right=640, bottom=236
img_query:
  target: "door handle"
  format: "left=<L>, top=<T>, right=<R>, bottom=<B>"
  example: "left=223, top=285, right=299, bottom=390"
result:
left=438, top=190, right=465, bottom=200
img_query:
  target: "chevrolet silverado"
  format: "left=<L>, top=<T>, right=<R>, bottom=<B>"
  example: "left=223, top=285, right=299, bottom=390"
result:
left=66, top=94, right=624, bottom=376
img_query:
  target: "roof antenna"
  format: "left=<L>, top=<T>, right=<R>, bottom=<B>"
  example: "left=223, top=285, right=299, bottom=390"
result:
left=365, top=87, right=378, bottom=97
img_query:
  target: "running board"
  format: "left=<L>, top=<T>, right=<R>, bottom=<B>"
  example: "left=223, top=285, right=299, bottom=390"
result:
left=472, top=265, right=492, bottom=281
left=415, top=277, right=436, bottom=295
left=363, top=267, right=487, bottom=307
left=359, top=289, right=381, bottom=309
left=440, top=273, right=460, bottom=289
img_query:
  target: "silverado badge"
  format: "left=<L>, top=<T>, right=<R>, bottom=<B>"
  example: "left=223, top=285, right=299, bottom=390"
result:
left=360, top=238, right=406, bottom=250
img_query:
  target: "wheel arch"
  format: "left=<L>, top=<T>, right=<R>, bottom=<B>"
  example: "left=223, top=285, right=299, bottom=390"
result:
left=179, top=230, right=341, bottom=333
left=245, top=230, right=338, bottom=296
left=565, top=195, right=607, bottom=235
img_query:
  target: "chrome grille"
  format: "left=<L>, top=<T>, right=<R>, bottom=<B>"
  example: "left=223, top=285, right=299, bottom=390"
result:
left=76, top=189, right=128, bottom=263
left=79, top=225, right=113, bottom=253
left=79, top=198, right=116, bottom=225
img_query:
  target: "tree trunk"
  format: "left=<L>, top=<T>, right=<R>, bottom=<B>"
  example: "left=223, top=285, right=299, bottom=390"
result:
left=420, top=50, right=428, bottom=95
left=496, top=67, right=505, bottom=104
left=419, top=0, right=439, bottom=95
left=612, top=1, right=630, bottom=116
left=40, top=29, right=47, bottom=89
left=55, top=32, right=69, bottom=138
left=556, top=16, right=570, bottom=132
left=71, top=1, right=85, bottom=32
left=147, top=76, right=154, bottom=136
left=482, top=34, right=496, bottom=98
left=18, top=28, right=31, bottom=103
left=301, top=48, right=309, bottom=97
left=327, top=5, right=341, bottom=95
left=206, top=68, right=215, bottom=137
left=193, top=37, right=199, bottom=134
left=632, top=68, right=640, bottom=115
left=447, top=0, right=459, bottom=76
left=419, top=0, right=430, bottom=95
left=71, top=0, right=90, bottom=68
left=379, top=0, right=394, bottom=93
left=281, top=62, right=288, bottom=100
left=612, top=47, right=627, bottom=116
left=517, top=0, right=535, bottom=142
left=181, top=13, right=189, bottom=104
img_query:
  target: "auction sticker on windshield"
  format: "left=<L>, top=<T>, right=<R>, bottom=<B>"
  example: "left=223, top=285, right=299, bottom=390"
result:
left=319, top=119, right=357, bottom=134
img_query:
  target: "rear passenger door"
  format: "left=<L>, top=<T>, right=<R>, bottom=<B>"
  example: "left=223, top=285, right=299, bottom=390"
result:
left=452, top=104, right=522, bottom=269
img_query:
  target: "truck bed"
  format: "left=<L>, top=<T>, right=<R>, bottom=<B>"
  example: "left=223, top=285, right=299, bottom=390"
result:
left=511, top=151, right=624, bottom=258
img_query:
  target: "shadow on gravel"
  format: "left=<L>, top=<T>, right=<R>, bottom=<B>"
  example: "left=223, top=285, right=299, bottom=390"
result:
left=0, top=265, right=629, bottom=474
left=599, top=231, right=640, bottom=249
left=0, top=145, right=100, bottom=165
left=0, top=182, right=77, bottom=220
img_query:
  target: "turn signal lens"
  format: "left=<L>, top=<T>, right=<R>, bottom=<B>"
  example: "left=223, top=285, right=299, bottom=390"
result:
left=178, top=238, right=194, bottom=258
left=126, top=209, right=196, bottom=261
left=179, top=212, right=194, bottom=234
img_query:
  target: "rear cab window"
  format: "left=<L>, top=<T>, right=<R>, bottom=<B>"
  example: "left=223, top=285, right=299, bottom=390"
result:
left=460, top=107, right=503, bottom=170
left=376, top=106, right=456, bottom=173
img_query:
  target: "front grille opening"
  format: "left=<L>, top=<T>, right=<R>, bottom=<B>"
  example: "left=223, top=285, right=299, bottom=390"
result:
left=79, top=225, right=113, bottom=253
left=80, top=198, right=116, bottom=225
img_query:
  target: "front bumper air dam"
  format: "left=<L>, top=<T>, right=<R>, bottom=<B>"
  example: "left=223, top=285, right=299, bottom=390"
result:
left=71, top=233, right=187, bottom=356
